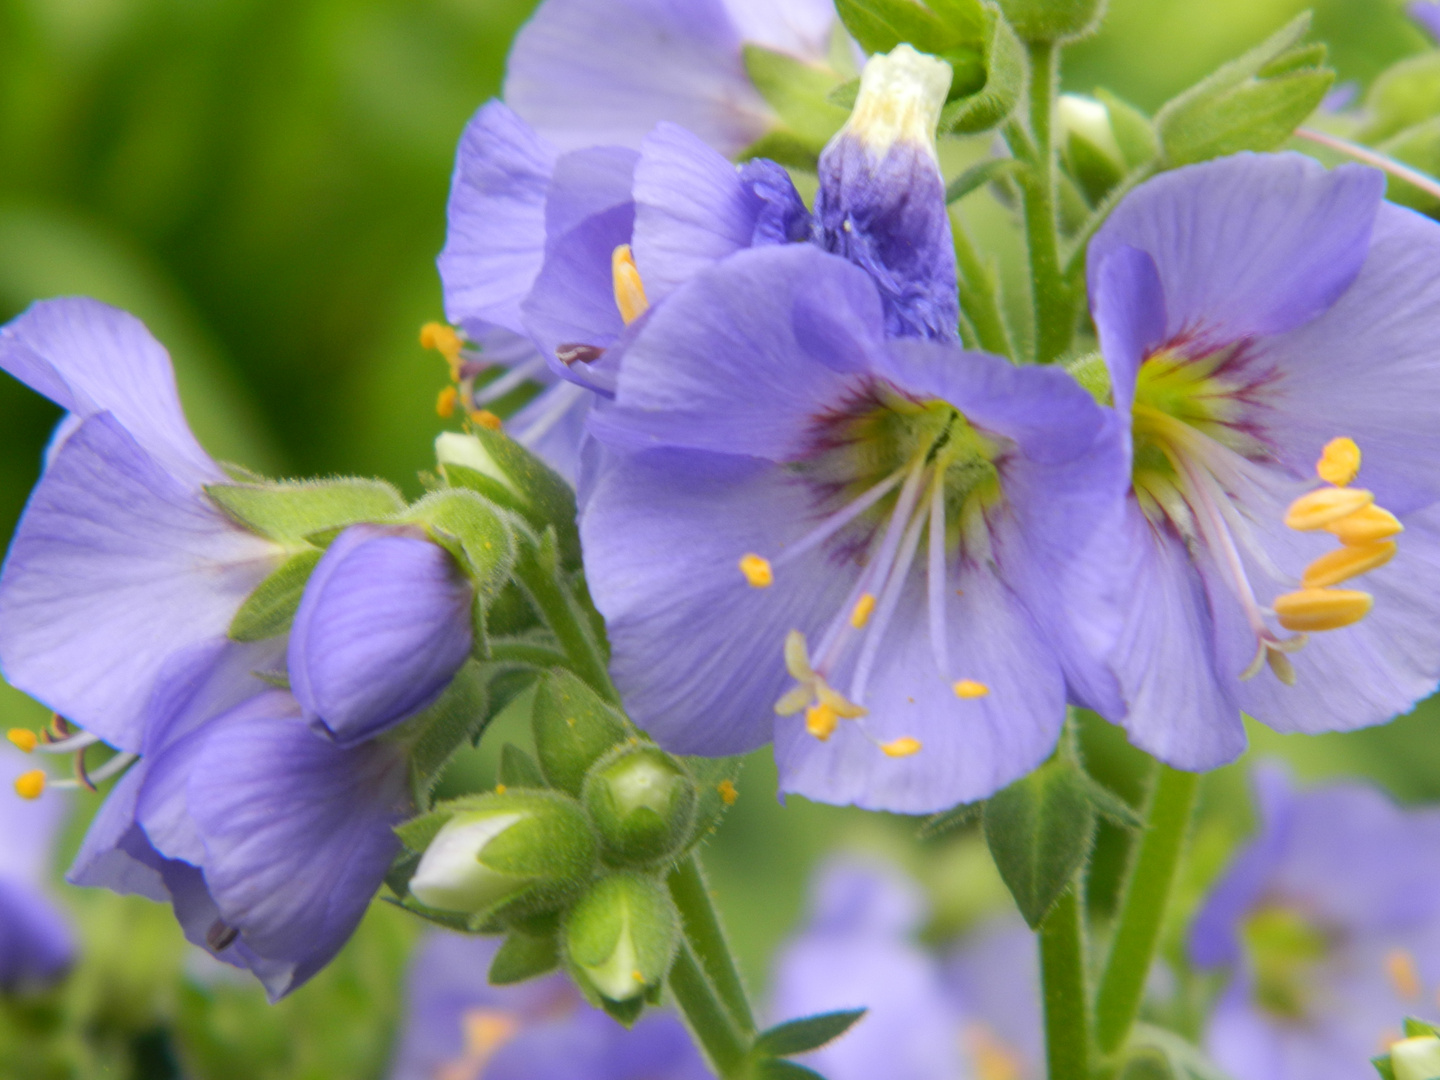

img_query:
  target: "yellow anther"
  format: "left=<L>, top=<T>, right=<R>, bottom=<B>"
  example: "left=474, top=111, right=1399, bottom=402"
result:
left=1317, top=437, right=1361, bottom=487
left=7, top=728, right=37, bottom=753
left=612, top=245, right=649, bottom=325
left=717, top=779, right=738, bottom=806
left=436, top=386, right=458, bottom=418
left=1284, top=487, right=1374, bottom=531
left=816, top=683, right=868, bottom=719
left=14, top=770, right=45, bottom=800
left=460, top=1008, right=520, bottom=1061
left=1328, top=504, right=1404, bottom=546
left=805, top=702, right=838, bottom=741
left=495, top=784, right=507, bottom=795
left=739, top=554, right=773, bottom=588
left=1387, top=948, right=1422, bottom=1000
left=881, top=737, right=922, bottom=758
left=1301, top=541, right=1397, bottom=588
left=850, top=593, right=876, bottom=628
left=420, top=322, right=464, bottom=370
left=469, top=409, right=503, bottom=431
left=953, top=679, right=990, bottom=699
left=632, top=969, right=645, bottom=983
left=1273, top=587, right=1373, bottom=632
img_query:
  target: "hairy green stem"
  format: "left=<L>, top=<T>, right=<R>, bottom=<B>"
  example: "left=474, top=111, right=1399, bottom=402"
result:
left=950, top=207, right=1015, bottom=360
left=1094, top=764, right=1200, bottom=1055
left=1040, top=886, right=1091, bottom=1080
left=669, top=854, right=757, bottom=1035
left=669, top=942, right=749, bottom=1078
left=485, top=638, right=571, bottom=670
left=512, top=544, right=619, bottom=703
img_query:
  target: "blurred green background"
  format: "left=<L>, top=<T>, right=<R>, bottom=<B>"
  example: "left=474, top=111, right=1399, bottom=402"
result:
left=2, top=0, right=1439, bottom=1076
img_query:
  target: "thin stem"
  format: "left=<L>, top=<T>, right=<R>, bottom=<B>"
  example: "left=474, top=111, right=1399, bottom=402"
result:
left=512, top=541, right=619, bottom=704
left=485, top=638, right=571, bottom=670
left=669, top=942, right=749, bottom=1079
left=1295, top=126, right=1440, bottom=202
left=1013, top=39, right=1075, bottom=363
left=1040, top=886, right=1091, bottom=1080
left=950, top=207, right=1016, bottom=359
left=668, top=854, right=757, bottom=1035
left=1094, top=764, right=1201, bottom=1055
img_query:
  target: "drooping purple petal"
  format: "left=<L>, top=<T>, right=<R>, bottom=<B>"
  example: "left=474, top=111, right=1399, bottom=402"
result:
left=289, top=524, right=474, bottom=747
left=0, top=414, right=281, bottom=753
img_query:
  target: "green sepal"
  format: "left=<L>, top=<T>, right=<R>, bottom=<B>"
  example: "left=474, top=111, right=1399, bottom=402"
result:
left=995, top=0, right=1104, bottom=42
left=227, top=548, right=322, bottom=641
left=753, top=1009, right=867, bottom=1057
left=1096, top=90, right=1159, bottom=168
left=564, top=871, right=681, bottom=1005
left=498, top=743, right=546, bottom=789
left=938, top=4, right=1025, bottom=135
left=744, top=45, right=851, bottom=154
left=1358, top=53, right=1440, bottom=145
left=1154, top=13, right=1334, bottom=167
left=600, top=995, right=646, bottom=1027
left=739, top=129, right=825, bottom=172
left=532, top=668, right=631, bottom=796
left=378, top=891, right=474, bottom=934
left=835, top=0, right=987, bottom=102
left=397, top=662, right=491, bottom=810
left=436, top=429, right=581, bottom=570
left=946, top=157, right=1024, bottom=202
left=404, top=488, right=516, bottom=602
left=1065, top=129, right=1127, bottom=204
left=205, top=477, right=404, bottom=543
left=682, top=755, right=745, bottom=848
left=754, top=1062, right=828, bottom=1080
left=918, top=799, right=983, bottom=840
left=1117, top=1049, right=1177, bottom=1080
left=1404, top=1017, right=1440, bottom=1039
left=253, top=669, right=291, bottom=690
left=489, top=927, right=560, bottom=985
left=584, top=745, right=699, bottom=868
left=982, top=754, right=1100, bottom=927
left=1373, top=1056, right=1398, bottom=1080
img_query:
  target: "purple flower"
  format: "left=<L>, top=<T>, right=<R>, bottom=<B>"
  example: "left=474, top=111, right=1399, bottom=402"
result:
left=1410, top=2, right=1440, bottom=42
left=505, top=0, right=838, bottom=156
left=0, top=298, right=285, bottom=754
left=1190, top=765, right=1440, bottom=1080
left=388, top=931, right=712, bottom=1080
left=581, top=240, right=1125, bottom=813
left=0, top=748, right=75, bottom=991
left=289, top=523, right=475, bottom=746
left=945, top=916, right=1044, bottom=1080
left=1087, top=152, right=1440, bottom=769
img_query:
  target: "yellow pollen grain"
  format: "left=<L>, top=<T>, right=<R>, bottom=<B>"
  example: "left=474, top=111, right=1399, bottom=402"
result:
left=881, top=737, right=922, bottom=758
left=470, top=409, right=503, bottom=431
left=1328, top=504, right=1404, bottom=546
left=1317, top=437, right=1361, bottom=486
left=1387, top=948, right=1423, bottom=1000
left=435, top=386, right=458, bottom=418
left=1284, top=487, right=1375, bottom=531
left=1301, top=541, right=1397, bottom=588
left=611, top=245, right=649, bottom=325
left=14, top=770, right=45, bottom=800
left=850, top=593, right=876, bottom=628
left=739, top=553, right=773, bottom=588
left=1273, top=587, right=1373, bottom=632
left=953, top=679, right=989, bottom=699
left=805, top=702, right=838, bottom=741
left=717, top=779, right=738, bottom=806
left=7, top=728, right=37, bottom=753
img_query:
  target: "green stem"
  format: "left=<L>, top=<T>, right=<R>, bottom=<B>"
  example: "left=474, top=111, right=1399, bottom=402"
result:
left=950, top=208, right=1015, bottom=360
left=512, top=542, right=619, bottom=704
left=1012, top=39, right=1075, bottom=363
left=669, top=854, right=756, bottom=1035
left=485, top=638, right=571, bottom=670
left=1094, top=764, right=1200, bottom=1055
left=669, top=942, right=749, bottom=1078
left=1040, top=886, right=1091, bottom=1080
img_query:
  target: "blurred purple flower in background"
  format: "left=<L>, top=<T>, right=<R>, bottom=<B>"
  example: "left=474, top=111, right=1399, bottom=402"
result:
left=1409, top=2, right=1440, bottom=42
left=389, top=932, right=712, bottom=1080
left=0, top=748, right=74, bottom=992
left=1191, top=765, right=1440, bottom=1080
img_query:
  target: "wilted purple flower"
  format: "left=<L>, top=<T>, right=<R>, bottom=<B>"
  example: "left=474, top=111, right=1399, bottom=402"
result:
left=1190, top=765, right=1440, bottom=1080
left=290, top=523, right=475, bottom=746
left=0, top=748, right=74, bottom=991
left=1087, top=152, right=1440, bottom=769
left=389, top=931, right=711, bottom=1080
left=581, top=241, right=1124, bottom=812
left=505, top=0, right=838, bottom=156
left=0, top=298, right=284, bottom=754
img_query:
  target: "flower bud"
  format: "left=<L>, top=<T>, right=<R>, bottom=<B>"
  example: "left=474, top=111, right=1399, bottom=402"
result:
left=1391, top=1034, right=1440, bottom=1080
left=403, top=487, right=516, bottom=602
left=584, top=746, right=698, bottom=867
left=565, top=872, right=680, bottom=1004
left=532, top=668, right=629, bottom=796
left=407, top=792, right=597, bottom=920
left=996, top=0, right=1105, bottom=42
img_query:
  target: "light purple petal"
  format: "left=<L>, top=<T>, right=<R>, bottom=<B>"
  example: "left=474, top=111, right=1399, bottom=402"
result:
left=522, top=204, right=635, bottom=368
left=68, top=759, right=170, bottom=902
left=1089, top=244, right=1167, bottom=416
left=1411, top=1, right=1440, bottom=41
left=0, top=297, right=221, bottom=485
left=945, top=916, right=1044, bottom=1080
left=439, top=101, right=557, bottom=339
left=721, top=0, right=836, bottom=59
left=0, top=413, right=281, bottom=752
left=803, top=855, right=927, bottom=938
left=505, top=0, right=772, bottom=156
left=0, top=878, right=74, bottom=990
left=289, top=524, right=474, bottom=747
left=0, top=747, right=70, bottom=882
left=1088, top=153, right=1384, bottom=348
left=545, top=146, right=638, bottom=246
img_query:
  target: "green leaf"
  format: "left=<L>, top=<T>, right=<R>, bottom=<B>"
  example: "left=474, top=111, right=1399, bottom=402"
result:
left=227, top=548, right=322, bottom=641
left=744, top=45, right=852, bottom=151
left=1095, top=90, right=1158, bottom=168
left=498, top=743, right=546, bottom=789
left=754, top=1061, right=828, bottom=1080
left=489, top=929, right=560, bottom=985
left=755, top=1009, right=867, bottom=1057
left=939, top=5, right=1025, bottom=135
left=1376, top=117, right=1440, bottom=214
left=982, top=757, right=1098, bottom=927
left=834, top=0, right=987, bottom=100
left=1359, top=53, right=1440, bottom=145
left=400, top=662, right=492, bottom=808
left=1076, top=770, right=1144, bottom=830
left=205, top=477, right=404, bottom=543
left=1372, top=1055, right=1397, bottom=1080
left=599, top=995, right=646, bottom=1027
left=405, top=488, right=517, bottom=601
left=946, top=157, right=1023, bottom=202
left=532, top=668, right=631, bottom=796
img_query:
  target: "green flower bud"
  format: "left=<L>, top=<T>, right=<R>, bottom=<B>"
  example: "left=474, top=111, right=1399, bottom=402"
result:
left=532, top=668, right=629, bottom=796
left=1392, top=1035, right=1440, bottom=1080
left=584, top=746, right=699, bottom=867
left=995, top=0, right=1105, bottom=43
left=403, top=487, right=516, bottom=603
left=406, top=792, right=597, bottom=920
left=565, top=872, right=680, bottom=1004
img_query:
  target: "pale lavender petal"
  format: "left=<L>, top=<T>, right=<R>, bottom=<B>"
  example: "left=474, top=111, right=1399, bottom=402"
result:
left=1089, top=244, right=1167, bottom=416
left=721, top=0, right=836, bottom=60
left=0, top=747, right=70, bottom=882
left=522, top=204, right=634, bottom=367
left=803, top=856, right=927, bottom=938
left=1411, top=1, right=1440, bottom=41
left=0, top=878, right=74, bottom=991
left=945, top=916, right=1044, bottom=1080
